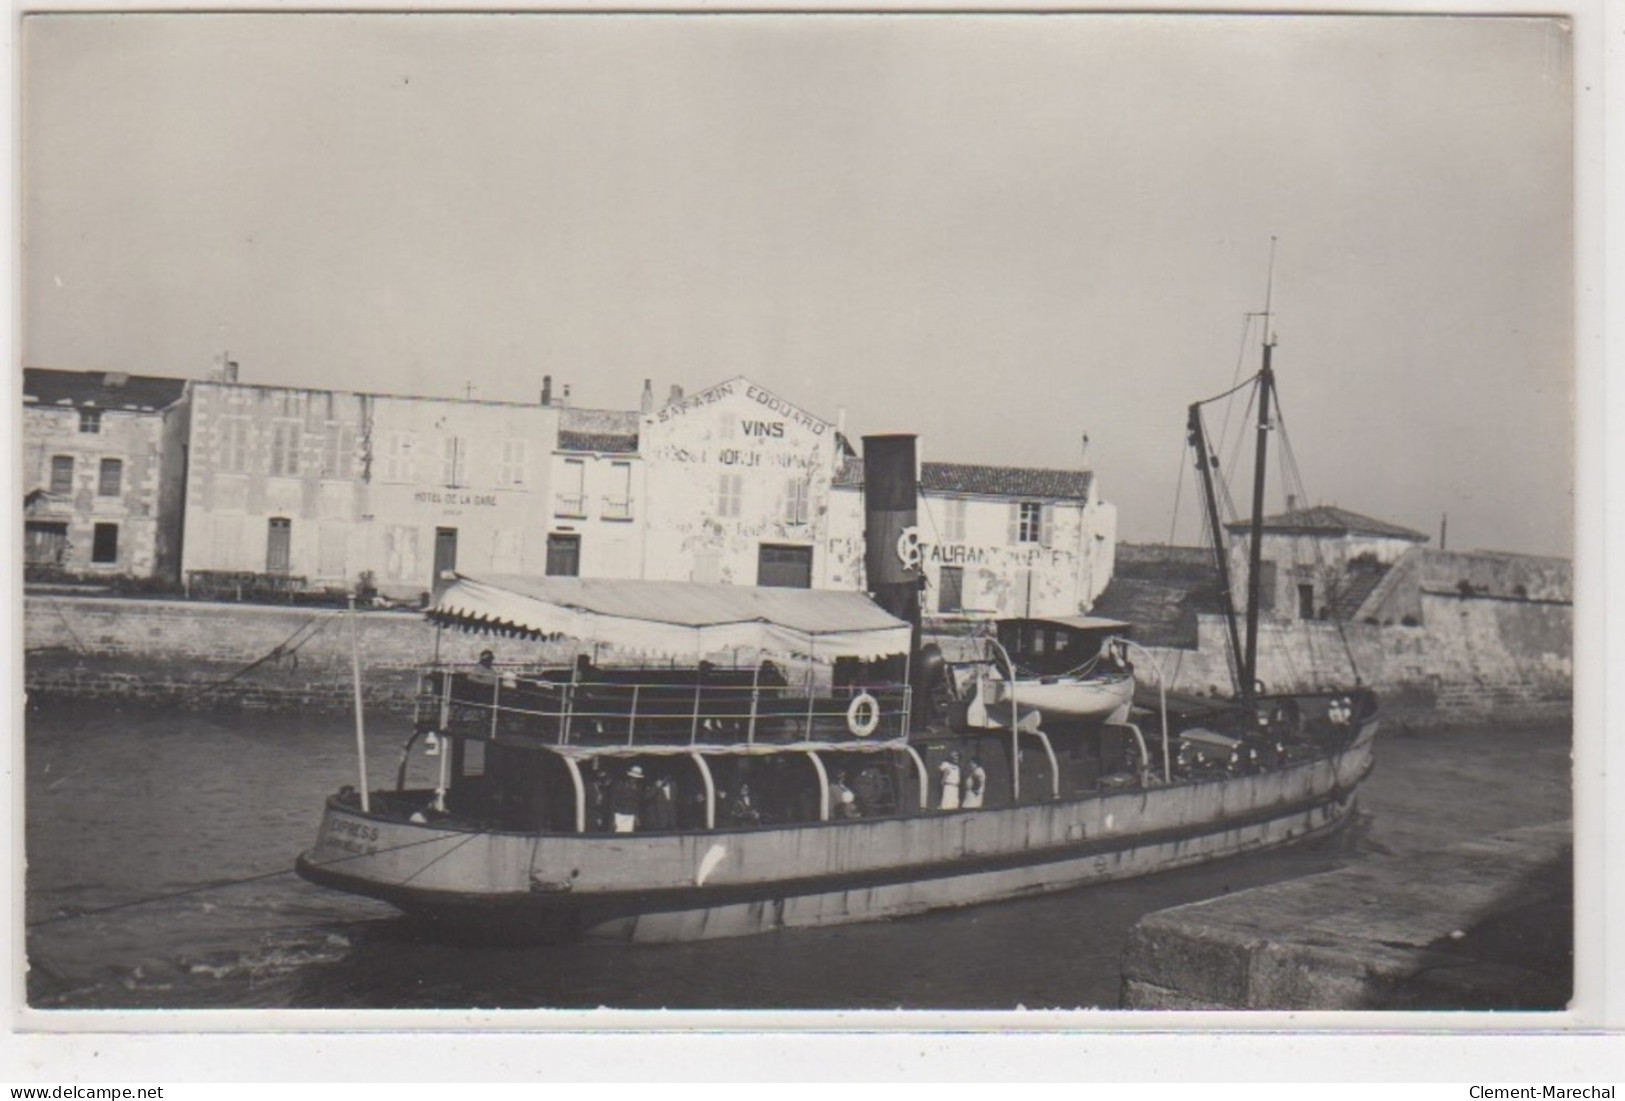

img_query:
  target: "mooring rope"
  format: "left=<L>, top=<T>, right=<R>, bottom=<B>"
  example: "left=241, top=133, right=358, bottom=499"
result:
left=25, top=823, right=492, bottom=930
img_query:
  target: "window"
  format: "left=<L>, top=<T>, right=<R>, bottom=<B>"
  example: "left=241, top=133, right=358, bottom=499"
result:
left=381, top=431, right=417, bottom=483
left=220, top=418, right=250, bottom=473
left=758, top=544, right=813, bottom=588
left=603, top=461, right=632, bottom=520
left=498, top=439, right=526, bottom=487
left=320, top=424, right=355, bottom=479
left=716, top=472, right=743, bottom=518
left=78, top=409, right=101, bottom=434
left=442, top=437, right=467, bottom=487
left=270, top=422, right=301, bottom=476
left=1015, top=501, right=1044, bottom=544
left=91, top=522, right=118, bottom=564
left=98, top=458, right=123, bottom=497
left=385, top=525, right=419, bottom=581
left=546, top=533, right=581, bottom=577
left=1298, top=583, right=1316, bottom=620
left=938, top=566, right=964, bottom=613
left=941, top=498, right=967, bottom=543
left=317, top=523, right=348, bottom=579
left=783, top=477, right=810, bottom=525
left=25, top=521, right=69, bottom=566
left=49, top=455, right=74, bottom=495
left=555, top=459, right=586, bottom=517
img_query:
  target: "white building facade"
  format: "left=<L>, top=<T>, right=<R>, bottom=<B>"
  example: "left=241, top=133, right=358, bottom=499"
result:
left=639, top=377, right=841, bottom=588
left=829, top=460, right=1117, bottom=620
left=181, top=381, right=561, bottom=599
left=54, top=370, right=1117, bottom=612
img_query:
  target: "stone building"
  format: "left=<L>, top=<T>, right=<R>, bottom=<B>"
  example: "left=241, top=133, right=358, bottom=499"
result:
left=180, top=380, right=561, bottom=599
left=548, top=402, right=644, bottom=579
left=21, top=368, right=190, bottom=580
left=640, top=376, right=841, bottom=588
left=27, top=366, right=1117, bottom=610
left=830, top=459, right=1118, bottom=620
left=1223, top=503, right=1429, bottom=622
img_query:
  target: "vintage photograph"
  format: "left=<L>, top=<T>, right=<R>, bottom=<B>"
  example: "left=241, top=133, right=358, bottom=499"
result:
left=17, top=11, right=1575, bottom=1015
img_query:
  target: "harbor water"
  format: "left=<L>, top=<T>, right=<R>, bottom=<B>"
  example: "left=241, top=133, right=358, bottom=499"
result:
left=23, top=703, right=1571, bottom=1011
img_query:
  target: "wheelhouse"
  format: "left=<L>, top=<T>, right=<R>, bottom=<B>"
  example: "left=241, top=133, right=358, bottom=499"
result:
left=993, top=615, right=1132, bottom=678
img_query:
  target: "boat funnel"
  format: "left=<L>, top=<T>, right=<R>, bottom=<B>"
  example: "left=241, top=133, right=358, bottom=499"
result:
left=862, top=435, right=923, bottom=695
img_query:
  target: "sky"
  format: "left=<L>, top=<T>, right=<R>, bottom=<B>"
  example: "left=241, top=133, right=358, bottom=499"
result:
left=20, top=12, right=1575, bottom=557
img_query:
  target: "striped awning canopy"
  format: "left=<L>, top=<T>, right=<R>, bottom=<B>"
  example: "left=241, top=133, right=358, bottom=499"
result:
left=428, top=574, right=913, bottom=662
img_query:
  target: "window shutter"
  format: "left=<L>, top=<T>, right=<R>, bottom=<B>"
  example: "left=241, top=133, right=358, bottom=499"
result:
left=1008, top=501, right=1020, bottom=545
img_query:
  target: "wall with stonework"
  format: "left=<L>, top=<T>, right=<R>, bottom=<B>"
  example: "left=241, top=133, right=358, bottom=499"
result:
left=23, top=596, right=577, bottom=713
left=1140, top=589, right=1572, bottom=723
left=26, top=571, right=1570, bottom=722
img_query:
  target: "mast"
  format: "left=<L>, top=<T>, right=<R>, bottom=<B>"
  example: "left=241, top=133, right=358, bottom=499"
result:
left=1187, top=403, right=1245, bottom=694
left=1241, top=338, right=1275, bottom=699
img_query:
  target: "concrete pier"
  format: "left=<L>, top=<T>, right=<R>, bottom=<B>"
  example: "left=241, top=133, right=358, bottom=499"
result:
left=1120, top=820, right=1572, bottom=1010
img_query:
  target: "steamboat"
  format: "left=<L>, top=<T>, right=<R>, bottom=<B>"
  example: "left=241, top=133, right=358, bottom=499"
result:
left=297, top=342, right=1378, bottom=943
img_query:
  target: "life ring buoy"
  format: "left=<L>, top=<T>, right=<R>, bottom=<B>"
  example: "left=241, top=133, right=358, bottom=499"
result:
left=1328, top=696, right=1353, bottom=725
left=846, top=692, right=880, bottom=737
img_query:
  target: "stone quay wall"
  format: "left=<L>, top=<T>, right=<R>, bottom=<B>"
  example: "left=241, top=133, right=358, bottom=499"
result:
left=23, top=595, right=574, bottom=715
left=1139, top=590, right=1571, bottom=724
left=23, top=586, right=1571, bottom=724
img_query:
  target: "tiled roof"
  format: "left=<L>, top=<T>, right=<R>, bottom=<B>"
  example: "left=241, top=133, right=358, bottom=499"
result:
left=1224, top=504, right=1428, bottom=542
left=558, top=430, right=639, bottom=454
left=835, top=459, right=1094, bottom=502
left=558, top=407, right=640, bottom=453
left=23, top=368, right=188, bottom=413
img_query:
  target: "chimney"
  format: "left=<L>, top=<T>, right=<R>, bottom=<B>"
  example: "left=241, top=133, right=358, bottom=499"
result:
left=640, top=379, right=654, bottom=414
left=561, top=384, right=571, bottom=407
left=863, top=435, right=924, bottom=710
left=541, top=375, right=553, bottom=406
left=215, top=351, right=239, bottom=383
left=1080, top=432, right=1091, bottom=463
left=1286, top=493, right=1298, bottom=513
left=836, top=405, right=847, bottom=439
left=103, top=371, right=130, bottom=389
left=668, top=383, right=684, bottom=405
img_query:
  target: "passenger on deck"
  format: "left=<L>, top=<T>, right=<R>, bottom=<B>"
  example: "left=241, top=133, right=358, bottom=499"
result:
left=611, top=765, right=644, bottom=832
left=963, top=757, right=987, bottom=809
left=643, top=774, right=677, bottom=831
left=728, top=783, right=761, bottom=826
left=469, top=648, right=499, bottom=684
left=938, top=752, right=962, bottom=810
left=830, top=770, right=860, bottom=819
left=589, top=768, right=614, bottom=831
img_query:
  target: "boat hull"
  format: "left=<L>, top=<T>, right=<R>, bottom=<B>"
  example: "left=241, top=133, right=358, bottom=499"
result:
left=297, top=718, right=1377, bottom=943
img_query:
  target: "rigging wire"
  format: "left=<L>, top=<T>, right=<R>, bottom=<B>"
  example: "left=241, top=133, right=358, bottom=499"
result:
left=1189, top=412, right=1242, bottom=690
left=1210, top=385, right=1254, bottom=531
left=1213, top=312, right=1260, bottom=453
left=1271, top=382, right=1363, bottom=685
left=44, top=596, right=86, bottom=653
left=1162, top=440, right=1193, bottom=686
left=27, top=609, right=346, bottom=736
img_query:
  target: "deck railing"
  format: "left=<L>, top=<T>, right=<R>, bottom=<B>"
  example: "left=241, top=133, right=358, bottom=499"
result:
left=415, top=661, right=912, bottom=748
